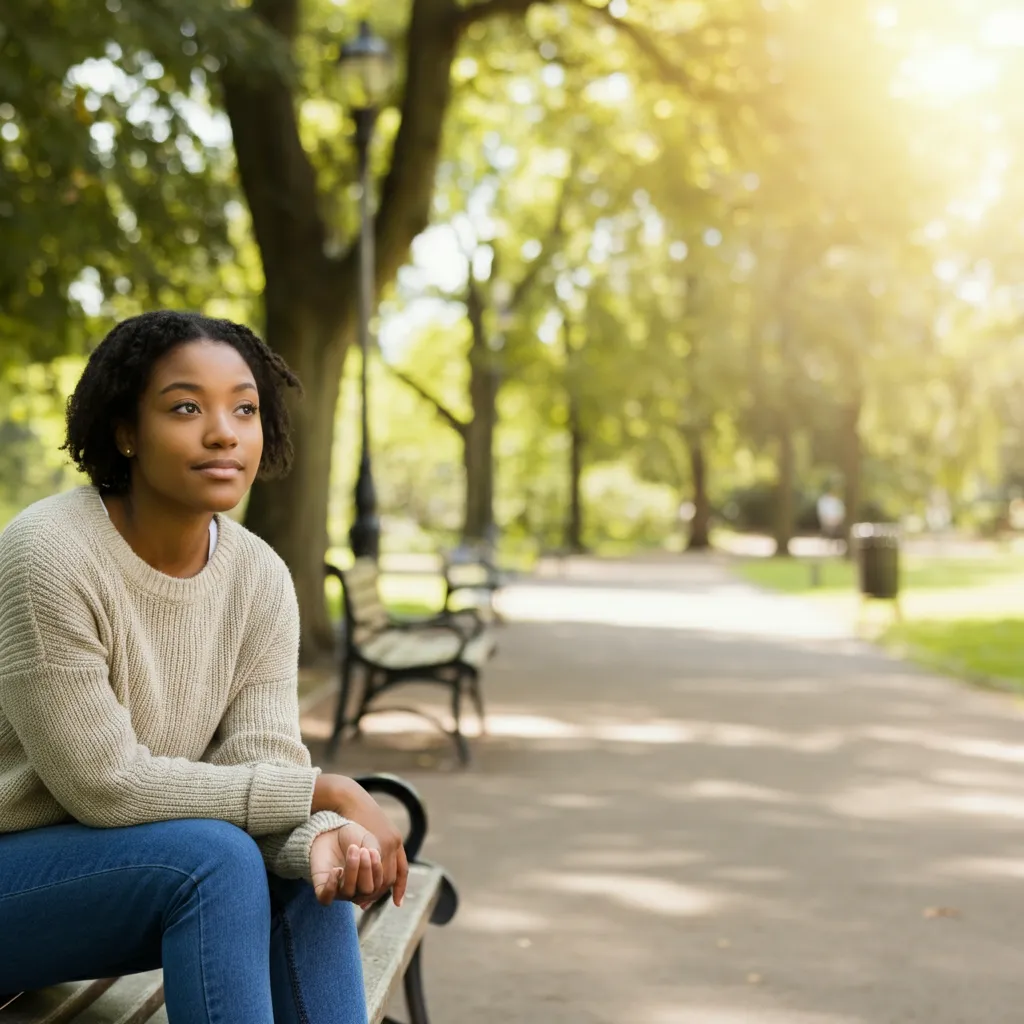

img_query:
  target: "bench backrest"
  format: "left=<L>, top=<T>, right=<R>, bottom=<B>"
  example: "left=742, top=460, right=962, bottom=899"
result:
left=341, top=559, right=390, bottom=646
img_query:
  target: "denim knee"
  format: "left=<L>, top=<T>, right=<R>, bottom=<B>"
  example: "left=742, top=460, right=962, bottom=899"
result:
left=181, top=819, right=264, bottom=873
left=154, top=820, right=267, bottom=897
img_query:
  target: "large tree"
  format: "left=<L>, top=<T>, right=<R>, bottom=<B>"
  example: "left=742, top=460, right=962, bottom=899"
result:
left=222, top=0, right=745, bottom=655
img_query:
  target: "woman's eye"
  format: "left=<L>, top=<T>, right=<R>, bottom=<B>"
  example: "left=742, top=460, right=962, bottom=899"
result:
left=174, top=401, right=200, bottom=415
left=239, top=403, right=259, bottom=416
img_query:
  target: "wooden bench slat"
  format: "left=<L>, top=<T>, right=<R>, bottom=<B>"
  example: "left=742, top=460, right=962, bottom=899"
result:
left=1, top=981, right=115, bottom=1024
left=6, top=866, right=445, bottom=1024
left=72, top=973, right=163, bottom=1024
left=359, top=864, right=443, bottom=1024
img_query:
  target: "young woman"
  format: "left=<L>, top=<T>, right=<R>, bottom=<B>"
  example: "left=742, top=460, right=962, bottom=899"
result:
left=0, top=310, right=408, bottom=1024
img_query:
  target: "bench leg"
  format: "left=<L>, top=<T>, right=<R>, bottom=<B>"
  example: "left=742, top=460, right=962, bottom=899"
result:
left=403, top=944, right=432, bottom=1024
left=467, top=669, right=486, bottom=737
left=381, top=945, right=430, bottom=1024
left=327, top=656, right=356, bottom=757
left=451, top=678, right=470, bottom=766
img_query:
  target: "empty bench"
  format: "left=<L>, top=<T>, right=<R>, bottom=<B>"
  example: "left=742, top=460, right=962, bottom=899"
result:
left=442, top=546, right=506, bottom=625
left=0, top=775, right=456, bottom=1024
left=325, top=558, right=497, bottom=765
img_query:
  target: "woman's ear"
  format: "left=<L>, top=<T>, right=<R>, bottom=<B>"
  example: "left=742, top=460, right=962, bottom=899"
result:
left=114, top=424, right=137, bottom=458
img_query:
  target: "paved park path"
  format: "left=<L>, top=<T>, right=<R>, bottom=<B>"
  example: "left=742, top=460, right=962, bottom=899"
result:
left=303, top=555, right=1024, bottom=1023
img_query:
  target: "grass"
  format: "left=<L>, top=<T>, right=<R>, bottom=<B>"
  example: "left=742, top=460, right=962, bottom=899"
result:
left=735, top=552, right=1024, bottom=594
left=737, top=557, right=856, bottom=592
left=885, top=618, right=1024, bottom=692
left=735, top=551, right=1024, bottom=691
left=324, top=571, right=445, bottom=623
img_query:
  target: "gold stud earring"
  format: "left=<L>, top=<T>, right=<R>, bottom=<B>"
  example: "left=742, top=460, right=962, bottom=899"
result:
left=124, top=447, right=133, bottom=457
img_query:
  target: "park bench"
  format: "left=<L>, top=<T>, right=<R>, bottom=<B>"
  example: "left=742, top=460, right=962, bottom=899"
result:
left=0, top=775, right=457, bottom=1024
left=442, top=546, right=506, bottom=625
left=325, top=559, right=496, bottom=765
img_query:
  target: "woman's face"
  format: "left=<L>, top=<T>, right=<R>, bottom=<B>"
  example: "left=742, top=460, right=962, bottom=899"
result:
left=122, top=339, right=264, bottom=513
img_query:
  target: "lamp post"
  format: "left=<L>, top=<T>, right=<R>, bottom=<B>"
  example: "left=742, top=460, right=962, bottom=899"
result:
left=338, top=21, right=394, bottom=559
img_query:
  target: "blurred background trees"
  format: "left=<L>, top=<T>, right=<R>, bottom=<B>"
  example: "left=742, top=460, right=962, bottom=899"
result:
left=4, top=0, right=1024, bottom=654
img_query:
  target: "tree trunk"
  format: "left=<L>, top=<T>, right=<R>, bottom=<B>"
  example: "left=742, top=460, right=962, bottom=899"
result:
left=565, top=398, right=585, bottom=553
left=463, top=375, right=497, bottom=543
left=773, top=419, right=795, bottom=557
left=686, top=431, right=711, bottom=550
left=245, top=297, right=353, bottom=659
left=221, top=0, right=460, bottom=659
left=462, top=281, right=497, bottom=543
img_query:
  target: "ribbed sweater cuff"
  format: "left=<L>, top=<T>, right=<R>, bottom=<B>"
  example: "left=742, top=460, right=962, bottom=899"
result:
left=260, top=810, right=353, bottom=881
left=247, top=763, right=319, bottom=836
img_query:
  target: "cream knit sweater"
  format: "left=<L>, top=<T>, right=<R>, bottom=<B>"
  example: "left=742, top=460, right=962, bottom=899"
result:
left=0, top=487, right=348, bottom=881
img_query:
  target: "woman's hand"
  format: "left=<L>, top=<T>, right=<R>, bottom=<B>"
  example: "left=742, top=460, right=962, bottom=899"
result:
left=312, top=774, right=409, bottom=906
left=310, top=822, right=384, bottom=907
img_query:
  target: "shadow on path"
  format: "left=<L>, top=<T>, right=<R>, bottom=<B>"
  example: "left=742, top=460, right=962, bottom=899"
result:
left=305, top=560, right=1024, bottom=1023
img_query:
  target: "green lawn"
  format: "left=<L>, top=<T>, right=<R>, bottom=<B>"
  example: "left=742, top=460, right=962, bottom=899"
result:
left=735, top=552, right=1024, bottom=690
left=885, top=618, right=1024, bottom=691
left=737, top=557, right=856, bottom=592
left=324, top=571, right=444, bottom=622
left=735, top=552, right=1024, bottom=594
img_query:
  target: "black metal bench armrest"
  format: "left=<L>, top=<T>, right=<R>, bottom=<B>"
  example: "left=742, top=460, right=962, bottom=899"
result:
left=355, top=773, right=428, bottom=862
left=354, top=773, right=459, bottom=925
left=389, top=609, right=483, bottom=639
left=445, top=576, right=501, bottom=595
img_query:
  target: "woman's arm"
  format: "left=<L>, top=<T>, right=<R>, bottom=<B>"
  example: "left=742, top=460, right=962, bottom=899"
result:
left=207, top=564, right=407, bottom=891
left=0, top=529, right=317, bottom=837
left=0, top=658, right=317, bottom=835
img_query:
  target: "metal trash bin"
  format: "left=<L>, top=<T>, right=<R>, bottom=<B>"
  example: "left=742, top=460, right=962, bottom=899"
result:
left=851, top=523, right=900, bottom=599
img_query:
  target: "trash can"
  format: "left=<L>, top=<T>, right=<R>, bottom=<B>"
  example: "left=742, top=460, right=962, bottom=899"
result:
left=851, top=523, right=900, bottom=599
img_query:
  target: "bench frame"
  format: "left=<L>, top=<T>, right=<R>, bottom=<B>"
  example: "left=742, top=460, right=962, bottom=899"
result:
left=358, top=774, right=458, bottom=1024
left=326, top=563, right=494, bottom=765
left=0, top=775, right=457, bottom=1024
left=442, top=549, right=506, bottom=625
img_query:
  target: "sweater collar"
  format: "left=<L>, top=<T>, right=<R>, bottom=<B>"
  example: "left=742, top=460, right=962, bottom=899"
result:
left=80, top=486, right=237, bottom=602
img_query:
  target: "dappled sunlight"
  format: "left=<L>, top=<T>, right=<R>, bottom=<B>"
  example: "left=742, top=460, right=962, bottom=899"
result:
left=673, top=779, right=794, bottom=805
left=567, top=849, right=706, bottom=871
left=643, top=1005, right=866, bottom=1024
left=500, top=582, right=850, bottom=638
left=828, top=779, right=1024, bottom=822
left=310, top=703, right=859, bottom=754
left=539, top=792, right=609, bottom=810
left=457, top=904, right=551, bottom=934
left=304, top=575, right=1024, bottom=1021
left=930, top=857, right=1024, bottom=881
left=527, top=871, right=727, bottom=918
left=864, top=725, right=1024, bottom=765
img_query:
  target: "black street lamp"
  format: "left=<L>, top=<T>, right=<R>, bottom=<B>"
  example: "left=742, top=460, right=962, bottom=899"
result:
left=338, top=21, right=394, bottom=560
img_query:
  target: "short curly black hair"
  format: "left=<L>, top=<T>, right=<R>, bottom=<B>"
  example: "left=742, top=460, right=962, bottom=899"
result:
left=63, top=310, right=302, bottom=494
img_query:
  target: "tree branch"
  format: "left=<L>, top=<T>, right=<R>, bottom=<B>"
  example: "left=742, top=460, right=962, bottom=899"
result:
left=510, top=157, right=575, bottom=308
left=589, top=4, right=703, bottom=96
left=221, top=0, right=332, bottom=297
left=456, top=0, right=705, bottom=97
left=387, top=366, right=469, bottom=436
left=454, top=0, right=560, bottom=29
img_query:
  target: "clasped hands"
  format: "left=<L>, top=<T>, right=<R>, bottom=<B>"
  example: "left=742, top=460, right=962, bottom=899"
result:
left=308, top=774, right=409, bottom=909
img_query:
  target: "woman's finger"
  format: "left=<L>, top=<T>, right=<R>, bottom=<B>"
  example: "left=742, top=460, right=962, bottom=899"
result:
left=312, top=870, right=332, bottom=907
left=392, top=844, right=410, bottom=908
left=371, top=848, right=384, bottom=893
left=357, top=848, right=375, bottom=895
left=314, top=865, right=341, bottom=907
left=340, top=845, right=361, bottom=900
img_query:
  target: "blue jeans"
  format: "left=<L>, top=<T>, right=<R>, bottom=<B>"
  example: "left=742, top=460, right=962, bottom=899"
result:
left=0, top=818, right=367, bottom=1024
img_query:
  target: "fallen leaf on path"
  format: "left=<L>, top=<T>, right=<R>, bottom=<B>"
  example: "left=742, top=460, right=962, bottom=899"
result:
left=923, top=906, right=961, bottom=919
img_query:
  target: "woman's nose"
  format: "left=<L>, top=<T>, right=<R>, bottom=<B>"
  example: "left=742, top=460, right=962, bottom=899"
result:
left=204, top=410, right=239, bottom=448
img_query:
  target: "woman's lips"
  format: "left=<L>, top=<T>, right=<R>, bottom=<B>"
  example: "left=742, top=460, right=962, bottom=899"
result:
left=193, top=460, right=244, bottom=481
